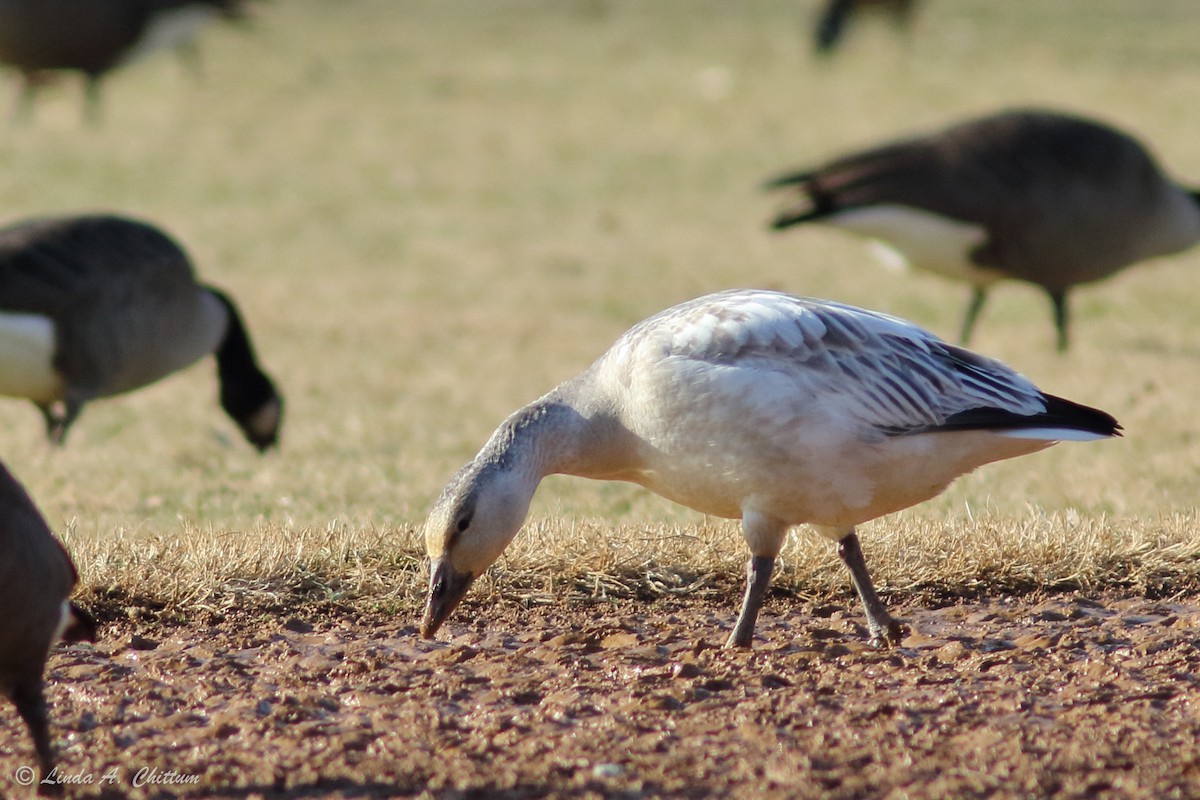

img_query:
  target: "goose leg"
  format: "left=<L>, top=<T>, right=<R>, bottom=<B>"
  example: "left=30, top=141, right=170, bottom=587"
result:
left=891, top=0, right=918, bottom=27
left=726, top=555, right=775, bottom=649
left=82, top=75, right=103, bottom=127
left=814, top=0, right=854, bottom=54
left=176, top=40, right=205, bottom=81
left=959, top=286, right=988, bottom=345
left=37, top=404, right=63, bottom=445
left=10, top=679, right=59, bottom=794
left=1048, top=288, right=1069, bottom=352
left=38, top=395, right=84, bottom=447
left=837, top=531, right=905, bottom=647
left=11, top=74, right=37, bottom=124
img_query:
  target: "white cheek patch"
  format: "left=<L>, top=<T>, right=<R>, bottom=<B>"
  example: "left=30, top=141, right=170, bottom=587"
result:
left=0, top=312, right=63, bottom=403
left=830, top=205, right=999, bottom=284
left=246, top=397, right=282, bottom=441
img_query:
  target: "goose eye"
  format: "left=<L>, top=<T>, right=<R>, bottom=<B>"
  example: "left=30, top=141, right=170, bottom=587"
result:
left=456, top=515, right=471, bottom=533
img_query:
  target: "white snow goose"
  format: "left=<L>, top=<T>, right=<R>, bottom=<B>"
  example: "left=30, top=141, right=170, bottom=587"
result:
left=420, top=289, right=1120, bottom=648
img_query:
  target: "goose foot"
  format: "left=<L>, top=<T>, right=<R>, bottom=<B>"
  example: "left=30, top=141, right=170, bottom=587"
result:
left=837, top=531, right=908, bottom=647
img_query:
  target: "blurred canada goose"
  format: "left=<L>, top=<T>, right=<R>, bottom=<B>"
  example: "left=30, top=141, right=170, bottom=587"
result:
left=0, top=461, right=96, bottom=792
left=0, top=0, right=250, bottom=122
left=0, top=213, right=283, bottom=450
left=814, top=0, right=917, bottom=54
left=420, top=289, right=1119, bottom=649
left=765, top=108, right=1200, bottom=351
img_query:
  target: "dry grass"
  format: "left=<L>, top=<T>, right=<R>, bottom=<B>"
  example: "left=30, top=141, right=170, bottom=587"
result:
left=65, top=511, right=1200, bottom=619
left=1, top=0, right=1199, bottom=616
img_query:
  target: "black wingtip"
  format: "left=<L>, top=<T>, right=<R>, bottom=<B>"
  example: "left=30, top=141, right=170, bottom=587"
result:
left=932, top=395, right=1121, bottom=438
left=763, top=171, right=829, bottom=231
left=1040, top=394, right=1123, bottom=438
left=770, top=208, right=823, bottom=230
left=761, top=170, right=814, bottom=191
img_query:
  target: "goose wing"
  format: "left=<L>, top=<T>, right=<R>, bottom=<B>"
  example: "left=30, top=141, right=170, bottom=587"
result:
left=0, top=463, right=79, bottom=599
left=766, top=110, right=1171, bottom=255
left=620, top=290, right=1089, bottom=439
left=0, top=215, right=195, bottom=317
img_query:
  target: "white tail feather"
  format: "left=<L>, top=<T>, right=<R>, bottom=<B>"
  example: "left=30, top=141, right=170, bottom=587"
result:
left=50, top=600, right=71, bottom=646
left=997, top=427, right=1111, bottom=442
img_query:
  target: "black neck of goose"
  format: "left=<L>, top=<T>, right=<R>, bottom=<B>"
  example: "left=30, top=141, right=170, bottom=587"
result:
left=206, top=286, right=281, bottom=450
left=1191, top=190, right=1200, bottom=208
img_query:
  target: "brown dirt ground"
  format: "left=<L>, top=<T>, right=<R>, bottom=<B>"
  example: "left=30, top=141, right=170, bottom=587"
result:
left=3, top=589, right=1200, bottom=799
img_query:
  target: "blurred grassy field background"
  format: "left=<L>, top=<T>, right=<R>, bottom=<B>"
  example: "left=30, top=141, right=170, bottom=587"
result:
left=0, top=0, right=1198, bottom=613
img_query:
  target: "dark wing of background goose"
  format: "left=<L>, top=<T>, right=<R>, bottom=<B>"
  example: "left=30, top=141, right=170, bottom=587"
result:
left=766, top=108, right=1200, bottom=350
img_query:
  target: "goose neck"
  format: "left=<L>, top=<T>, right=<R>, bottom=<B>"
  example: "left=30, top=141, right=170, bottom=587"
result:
left=479, top=396, right=598, bottom=483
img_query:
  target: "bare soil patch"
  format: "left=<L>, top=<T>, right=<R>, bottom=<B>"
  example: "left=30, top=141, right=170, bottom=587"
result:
left=4, top=591, right=1200, bottom=799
